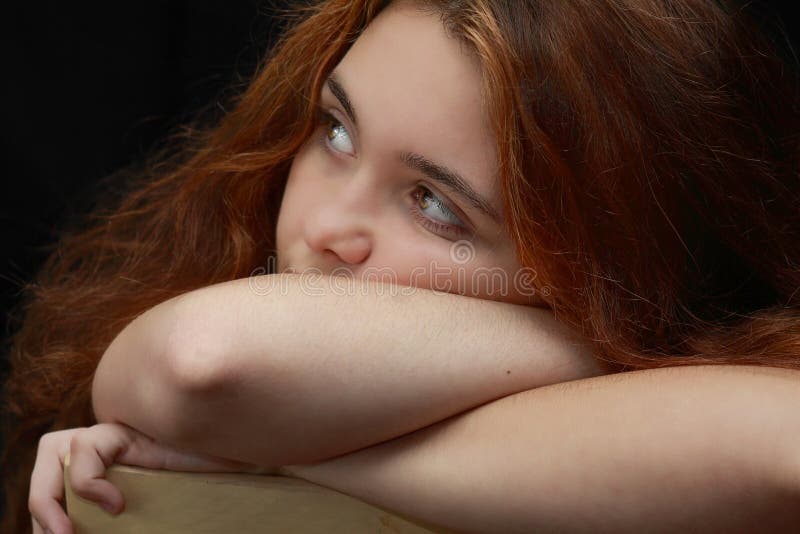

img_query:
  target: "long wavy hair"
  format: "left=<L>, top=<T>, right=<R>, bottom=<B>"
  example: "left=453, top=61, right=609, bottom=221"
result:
left=3, top=0, right=798, bottom=530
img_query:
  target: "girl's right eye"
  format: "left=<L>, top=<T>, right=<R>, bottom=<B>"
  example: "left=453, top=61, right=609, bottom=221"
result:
left=316, top=109, right=355, bottom=156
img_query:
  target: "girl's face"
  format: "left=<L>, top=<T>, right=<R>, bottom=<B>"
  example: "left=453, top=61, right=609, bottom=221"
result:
left=276, top=1, right=543, bottom=306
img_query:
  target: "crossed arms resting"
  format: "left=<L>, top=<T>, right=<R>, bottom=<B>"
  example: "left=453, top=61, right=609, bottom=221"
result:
left=90, top=273, right=800, bottom=532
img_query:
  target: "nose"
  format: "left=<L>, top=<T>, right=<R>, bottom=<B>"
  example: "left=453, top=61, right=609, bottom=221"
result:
left=303, top=186, right=374, bottom=267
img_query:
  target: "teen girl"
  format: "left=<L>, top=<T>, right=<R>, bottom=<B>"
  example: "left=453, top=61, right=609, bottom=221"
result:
left=5, top=1, right=800, bottom=532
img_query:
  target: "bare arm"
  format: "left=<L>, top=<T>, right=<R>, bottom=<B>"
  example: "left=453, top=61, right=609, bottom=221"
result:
left=92, top=273, right=603, bottom=466
left=282, top=365, right=800, bottom=533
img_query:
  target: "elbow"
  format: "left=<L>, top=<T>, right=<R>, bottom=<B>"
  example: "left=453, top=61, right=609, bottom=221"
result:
left=92, top=308, right=234, bottom=444
left=157, top=319, right=237, bottom=441
left=163, top=321, right=231, bottom=394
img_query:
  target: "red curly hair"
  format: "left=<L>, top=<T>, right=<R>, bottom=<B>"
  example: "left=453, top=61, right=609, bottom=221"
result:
left=3, top=0, right=799, bottom=531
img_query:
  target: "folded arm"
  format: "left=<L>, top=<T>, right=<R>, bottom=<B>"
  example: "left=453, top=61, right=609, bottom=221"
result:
left=92, top=273, right=603, bottom=466
left=283, top=364, right=800, bottom=533
left=89, top=273, right=800, bottom=529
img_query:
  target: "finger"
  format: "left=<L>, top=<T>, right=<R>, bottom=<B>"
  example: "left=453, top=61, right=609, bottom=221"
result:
left=32, top=515, right=68, bottom=534
left=68, top=425, right=130, bottom=514
left=110, top=424, right=254, bottom=473
left=121, top=436, right=255, bottom=472
left=30, top=432, right=76, bottom=534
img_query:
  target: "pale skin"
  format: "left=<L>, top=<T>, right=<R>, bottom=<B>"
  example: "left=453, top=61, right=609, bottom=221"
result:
left=31, top=278, right=800, bottom=533
left=29, top=3, right=800, bottom=533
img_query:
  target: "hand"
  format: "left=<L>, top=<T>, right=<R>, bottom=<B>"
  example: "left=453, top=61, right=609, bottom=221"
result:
left=29, top=422, right=275, bottom=534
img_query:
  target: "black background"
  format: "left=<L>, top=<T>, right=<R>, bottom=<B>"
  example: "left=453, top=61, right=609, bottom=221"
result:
left=0, top=2, right=287, bottom=374
left=0, top=1, right=797, bottom=379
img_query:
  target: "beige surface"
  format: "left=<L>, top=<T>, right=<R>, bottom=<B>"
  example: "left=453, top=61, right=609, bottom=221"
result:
left=64, top=459, right=454, bottom=533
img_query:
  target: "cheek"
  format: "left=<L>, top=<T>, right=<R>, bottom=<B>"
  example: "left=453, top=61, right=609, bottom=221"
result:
left=456, top=256, right=544, bottom=306
left=274, top=184, right=294, bottom=252
left=277, top=148, right=318, bottom=241
left=276, top=175, right=309, bottom=267
left=375, top=244, right=461, bottom=291
left=385, top=246, right=541, bottom=306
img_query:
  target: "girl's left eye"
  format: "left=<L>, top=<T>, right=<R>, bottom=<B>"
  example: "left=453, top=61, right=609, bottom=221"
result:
left=410, top=186, right=469, bottom=240
left=317, top=110, right=355, bottom=156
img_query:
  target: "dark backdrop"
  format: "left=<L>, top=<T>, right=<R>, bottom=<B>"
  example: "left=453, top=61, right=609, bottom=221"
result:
left=0, top=1, right=287, bottom=375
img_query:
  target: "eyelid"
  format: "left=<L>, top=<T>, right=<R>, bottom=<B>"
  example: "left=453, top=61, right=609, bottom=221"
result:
left=417, top=182, right=475, bottom=233
left=317, top=99, right=359, bottom=152
left=325, top=114, right=357, bottom=158
left=410, top=187, right=470, bottom=240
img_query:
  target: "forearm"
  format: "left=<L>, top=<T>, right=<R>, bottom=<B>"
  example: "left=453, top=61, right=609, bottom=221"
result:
left=283, top=365, right=800, bottom=533
left=92, top=273, right=604, bottom=466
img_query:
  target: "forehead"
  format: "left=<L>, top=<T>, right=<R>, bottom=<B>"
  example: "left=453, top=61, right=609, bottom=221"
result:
left=330, top=2, right=499, bottom=200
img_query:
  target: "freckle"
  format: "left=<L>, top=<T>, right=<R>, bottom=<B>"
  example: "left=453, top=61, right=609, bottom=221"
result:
left=506, top=370, right=511, bottom=375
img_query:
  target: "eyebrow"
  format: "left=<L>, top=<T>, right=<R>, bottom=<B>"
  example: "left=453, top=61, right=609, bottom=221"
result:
left=325, top=74, right=502, bottom=223
left=327, top=74, right=358, bottom=129
left=399, top=152, right=501, bottom=222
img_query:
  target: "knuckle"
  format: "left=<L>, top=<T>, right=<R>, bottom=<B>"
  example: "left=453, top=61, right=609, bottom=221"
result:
left=36, top=432, right=54, bottom=452
left=70, top=476, right=95, bottom=496
left=69, top=429, right=90, bottom=450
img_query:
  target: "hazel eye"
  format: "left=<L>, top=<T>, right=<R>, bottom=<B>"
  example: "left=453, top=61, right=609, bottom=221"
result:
left=415, top=187, right=462, bottom=226
left=324, top=116, right=354, bottom=156
left=409, top=186, right=469, bottom=240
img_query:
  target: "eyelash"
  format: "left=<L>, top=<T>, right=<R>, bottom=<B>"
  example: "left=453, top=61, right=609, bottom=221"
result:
left=314, top=108, right=354, bottom=156
left=409, top=187, right=469, bottom=240
left=313, top=107, right=469, bottom=241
